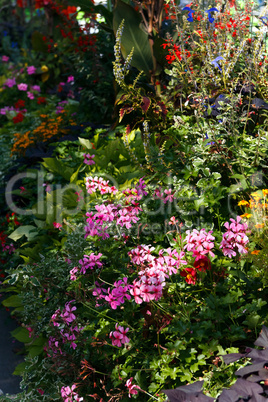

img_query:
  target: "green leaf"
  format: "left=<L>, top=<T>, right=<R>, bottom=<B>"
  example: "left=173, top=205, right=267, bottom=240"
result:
left=78, top=137, right=93, bottom=150
left=28, top=345, right=44, bottom=358
left=42, top=158, right=74, bottom=181
left=113, top=0, right=153, bottom=76
left=8, top=225, right=38, bottom=242
left=2, top=295, right=22, bottom=308
left=13, top=362, right=27, bottom=376
left=11, top=327, right=31, bottom=344
left=70, top=163, right=83, bottom=183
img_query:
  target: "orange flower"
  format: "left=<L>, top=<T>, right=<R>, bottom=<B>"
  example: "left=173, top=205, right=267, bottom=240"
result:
left=255, top=223, right=265, bottom=229
left=262, top=189, right=268, bottom=196
left=251, top=250, right=260, bottom=255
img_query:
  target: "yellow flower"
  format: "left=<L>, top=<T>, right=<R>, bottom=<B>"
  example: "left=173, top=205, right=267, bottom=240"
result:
left=262, top=189, right=268, bottom=196
left=251, top=250, right=260, bottom=255
left=41, top=65, right=49, bottom=72
left=250, top=192, right=261, bottom=200
left=238, top=200, right=249, bottom=206
left=240, top=213, right=252, bottom=219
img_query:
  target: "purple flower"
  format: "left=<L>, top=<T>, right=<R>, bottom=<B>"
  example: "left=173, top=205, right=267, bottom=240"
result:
left=205, top=7, right=219, bottom=23
left=32, top=85, right=40, bottom=92
left=4, top=78, right=16, bottom=88
left=182, top=6, right=194, bottom=22
left=17, top=83, right=28, bottom=91
left=27, top=66, right=36, bottom=75
left=211, top=56, right=223, bottom=72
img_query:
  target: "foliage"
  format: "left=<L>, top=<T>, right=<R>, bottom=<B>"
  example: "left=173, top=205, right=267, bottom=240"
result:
left=162, top=325, right=268, bottom=401
left=1, top=0, right=268, bottom=401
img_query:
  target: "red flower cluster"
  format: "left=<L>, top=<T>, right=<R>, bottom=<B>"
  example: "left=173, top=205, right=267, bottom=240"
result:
left=17, top=0, right=27, bottom=7
left=37, top=96, right=47, bottom=104
left=180, top=255, right=211, bottom=285
left=15, top=99, right=25, bottom=109
left=61, top=6, right=77, bottom=18
left=13, top=112, right=24, bottom=124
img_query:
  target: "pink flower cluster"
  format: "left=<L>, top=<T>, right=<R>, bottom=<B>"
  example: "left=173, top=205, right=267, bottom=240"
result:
left=27, top=66, right=36, bottom=75
left=17, top=83, right=28, bottom=91
left=109, top=323, right=130, bottom=347
left=51, top=301, right=76, bottom=327
left=48, top=302, right=83, bottom=354
left=129, top=245, right=187, bottom=304
left=2, top=242, right=15, bottom=254
left=105, top=278, right=132, bottom=309
left=84, top=202, right=141, bottom=239
left=184, top=228, right=215, bottom=257
left=79, top=253, right=103, bottom=274
left=122, top=178, right=148, bottom=202
left=83, top=153, right=95, bottom=165
left=70, top=267, right=79, bottom=281
left=92, top=281, right=107, bottom=306
left=60, top=325, right=81, bottom=350
left=220, top=216, right=249, bottom=258
left=125, top=377, right=140, bottom=398
left=61, top=384, right=83, bottom=402
left=154, top=187, right=175, bottom=203
left=4, top=78, right=16, bottom=88
left=85, top=176, right=118, bottom=195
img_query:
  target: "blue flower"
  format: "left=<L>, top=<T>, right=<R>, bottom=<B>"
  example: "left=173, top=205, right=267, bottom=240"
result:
left=205, top=133, right=215, bottom=146
left=260, top=16, right=268, bottom=26
left=205, top=7, right=219, bottom=23
left=182, top=7, right=195, bottom=22
left=211, top=56, right=223, bottom=72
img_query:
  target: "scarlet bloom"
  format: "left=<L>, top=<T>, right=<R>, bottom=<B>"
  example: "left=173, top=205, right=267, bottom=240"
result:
left=180, top=268, right=197, bottom=284
left=15, top=99, right=25, bottom=109
left=37, top=97, right=47, bottom=104
left=13, top=113, right=24, bottom=124
left=193, top=255, right=211, bottom=271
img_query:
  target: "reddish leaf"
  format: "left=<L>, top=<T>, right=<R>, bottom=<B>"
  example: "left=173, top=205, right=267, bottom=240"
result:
left=141, top=96, right=151, bottom=113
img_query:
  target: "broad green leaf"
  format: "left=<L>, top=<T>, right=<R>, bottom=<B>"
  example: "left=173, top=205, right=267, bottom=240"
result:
left=8, top=225, right=38, bottom=242
left=113, top=0, right=153, bottom=76
left=42, top=158, right=74, bottom=181
left=11, top=327, right=31, bottom=344
left=2, top=295, right=22, bottom=308
left=13, top=362, right=27, bottom=376
left=78, top=137, right=93, bottom=150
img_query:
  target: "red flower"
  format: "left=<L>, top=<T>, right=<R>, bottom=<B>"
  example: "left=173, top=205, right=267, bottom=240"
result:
left=180, top=268, right=197, bottom=285
left=193, top=255, right=211, bottom=272
left=13, top=112, right=24, bottom=124
left=37, top=96, right=46, bottom=104
left=15, top=99, right=25, bottom=109
left=17, top=0, right=27, bottom=7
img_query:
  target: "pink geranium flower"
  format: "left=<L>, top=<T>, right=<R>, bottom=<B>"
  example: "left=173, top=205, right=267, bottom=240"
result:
left=125, top=377, right=140, bottom=398
left=17, top=83, right=28, bottom=91
left=27, top=91, right=34, bottom=99
left=2, top=55, right=9, bottom=62
left=27, top=66, right=36, bottom=75
left=4, top=78, right=16, bottom=88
